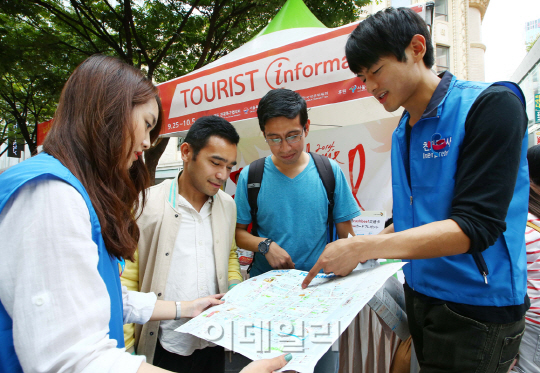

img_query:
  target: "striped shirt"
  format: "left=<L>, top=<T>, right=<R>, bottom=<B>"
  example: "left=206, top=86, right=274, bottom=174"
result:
left=525, top=212, right=540, bottom=325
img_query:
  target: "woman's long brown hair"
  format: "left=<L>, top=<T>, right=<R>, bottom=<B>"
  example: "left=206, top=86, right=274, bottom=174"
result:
left=43, top=55, right=162, bottom=260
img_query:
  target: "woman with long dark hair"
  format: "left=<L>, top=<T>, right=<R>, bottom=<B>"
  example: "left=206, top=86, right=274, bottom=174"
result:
left=0, top=55, right=289, bottom=373
left=513, top=144, right=540, bottom=372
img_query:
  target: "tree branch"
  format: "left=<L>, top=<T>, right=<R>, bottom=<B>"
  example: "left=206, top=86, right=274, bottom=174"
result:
left=193, top=1, right=224, bottom=70
left=123, top=0, right=133, bottom=62
left=16, top=13, right=100, bottom=54
left=103, top=0, right=123, bottom=22
left=31, top=0, right=102, bottom=51
left=150, top=0, right=203, bottom=72
left=71, top=0, right=126, bottom=58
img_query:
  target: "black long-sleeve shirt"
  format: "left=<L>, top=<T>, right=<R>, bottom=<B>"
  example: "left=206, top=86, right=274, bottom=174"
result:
left=451, top=85, right=527, bottom=254
left=404, top=73, right=529, bottom=323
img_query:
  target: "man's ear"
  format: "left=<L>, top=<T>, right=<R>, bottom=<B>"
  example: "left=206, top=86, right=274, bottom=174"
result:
left=409, top=34, right=427, bottom=64
left=304, top=119, right=311, bottom=137
left=180, top=142, right=192, bottom=162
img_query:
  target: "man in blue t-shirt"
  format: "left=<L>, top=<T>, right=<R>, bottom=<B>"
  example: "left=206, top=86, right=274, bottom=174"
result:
left=235, top=89, right=359, bottom=277
left=234, top=89, right=359, bottom=373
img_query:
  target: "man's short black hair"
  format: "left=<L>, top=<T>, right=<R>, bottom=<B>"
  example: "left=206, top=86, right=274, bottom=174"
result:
left=528, top=145, right=540, bottom=186
left=345, top=7, right=434, bottom=74
left=257, top=89, right=308, bottom=132
left=184, top=115, right=239, bottom=158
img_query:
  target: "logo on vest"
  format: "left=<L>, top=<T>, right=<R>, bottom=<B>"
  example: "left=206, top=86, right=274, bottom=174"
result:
left=422, top=133, right=452, bottom=159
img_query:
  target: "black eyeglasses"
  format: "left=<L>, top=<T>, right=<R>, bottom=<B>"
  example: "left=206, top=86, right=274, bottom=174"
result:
left=265, top=131, right=303, bottom=146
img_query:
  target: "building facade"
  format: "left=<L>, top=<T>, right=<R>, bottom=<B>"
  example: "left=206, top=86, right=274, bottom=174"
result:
left=0, top=143, right=33, bottom=173
left=511, top=37, right=540, bottom=148
left=153, top=136, right=184, bottom=185
left=526, top=18, right=540, bottom=46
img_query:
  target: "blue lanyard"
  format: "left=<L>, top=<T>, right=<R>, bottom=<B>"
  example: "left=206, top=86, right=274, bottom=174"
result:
left=117, top=257, right=126, bottom=277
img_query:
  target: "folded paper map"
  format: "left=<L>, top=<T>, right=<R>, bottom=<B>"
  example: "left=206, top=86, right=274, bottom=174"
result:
left=177, top=262, right=405, bottom=373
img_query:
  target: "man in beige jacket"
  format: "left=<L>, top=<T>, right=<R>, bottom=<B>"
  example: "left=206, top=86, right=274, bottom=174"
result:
left=134, top=116, right=243, bottom=373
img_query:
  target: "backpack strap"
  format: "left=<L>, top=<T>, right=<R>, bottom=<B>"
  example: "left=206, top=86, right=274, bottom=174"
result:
left=247, top=157, right=266, bottom=238
left=310, top=152, right=336, bottom=242
left=527, top=221, right=540, bottom=234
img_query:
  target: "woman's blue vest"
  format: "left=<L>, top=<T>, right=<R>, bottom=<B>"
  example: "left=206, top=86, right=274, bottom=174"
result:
left=0, top=153, right=125, bottom=373
left=392, top=76, right=529, bottom=307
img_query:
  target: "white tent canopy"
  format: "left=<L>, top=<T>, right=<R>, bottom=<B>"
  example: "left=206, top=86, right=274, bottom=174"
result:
left=155, top=1, right=433, bottom=138
left=156, top=0, right=430, bottom=210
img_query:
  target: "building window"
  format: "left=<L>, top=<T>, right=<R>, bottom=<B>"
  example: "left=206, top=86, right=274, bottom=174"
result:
left=436, top=45, right=450, bottom=74
left=435, top=0, right=448, bottom=22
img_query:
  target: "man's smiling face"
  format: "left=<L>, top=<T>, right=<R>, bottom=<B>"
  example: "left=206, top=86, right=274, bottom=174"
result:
left=356, top=51, right=420, bottom=113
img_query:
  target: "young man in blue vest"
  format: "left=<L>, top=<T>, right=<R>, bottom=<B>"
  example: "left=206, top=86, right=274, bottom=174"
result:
left=234, top=88, right=360, bottom=373
left=303, top=7, right=529, bottom=373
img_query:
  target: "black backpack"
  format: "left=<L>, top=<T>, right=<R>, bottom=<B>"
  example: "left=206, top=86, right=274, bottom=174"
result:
left=247, top=152, right=336, bottom=241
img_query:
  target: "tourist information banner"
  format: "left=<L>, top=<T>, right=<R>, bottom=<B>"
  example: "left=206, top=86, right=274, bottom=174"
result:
left=156, top=1, right=430, bottom=136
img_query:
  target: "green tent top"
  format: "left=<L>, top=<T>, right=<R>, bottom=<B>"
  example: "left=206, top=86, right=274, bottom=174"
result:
left=254, top=0, right=327, bottom=38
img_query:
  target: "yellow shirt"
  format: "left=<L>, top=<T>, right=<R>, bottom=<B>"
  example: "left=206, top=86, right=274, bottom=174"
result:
left=121, top=250, right=139, bottom=350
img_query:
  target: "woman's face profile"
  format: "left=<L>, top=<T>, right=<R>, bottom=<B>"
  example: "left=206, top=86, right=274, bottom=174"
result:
left=129, top=98, right=159, bottom=168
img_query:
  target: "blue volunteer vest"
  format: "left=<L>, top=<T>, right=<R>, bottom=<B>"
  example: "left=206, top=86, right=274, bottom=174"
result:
left=392, top=77, right=529, bottom=307
left=0, top=153, right=125, bottom=372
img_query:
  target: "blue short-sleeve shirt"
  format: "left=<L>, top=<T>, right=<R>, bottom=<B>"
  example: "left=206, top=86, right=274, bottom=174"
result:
left=235, top=154, right=360, bottom=276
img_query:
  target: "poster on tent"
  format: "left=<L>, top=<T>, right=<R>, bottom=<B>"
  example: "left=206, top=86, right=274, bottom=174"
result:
left=224, top=120, right=394, bottom=229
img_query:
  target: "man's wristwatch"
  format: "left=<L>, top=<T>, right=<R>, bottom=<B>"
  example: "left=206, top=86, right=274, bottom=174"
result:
left=258, top=238, right=273, bottom=256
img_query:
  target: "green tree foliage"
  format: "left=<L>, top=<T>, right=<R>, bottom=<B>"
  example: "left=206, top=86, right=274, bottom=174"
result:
left=527, top=33, right=540, bottom=53
left=1, top=0, right=369, bottom=178
left=0, top=6, right=84, bottom=156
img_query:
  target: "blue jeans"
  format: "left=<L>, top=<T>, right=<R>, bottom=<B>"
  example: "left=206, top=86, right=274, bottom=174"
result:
left=406, top=293, right=525, bottom=373
left=513, top=321, right=540, bottom=372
